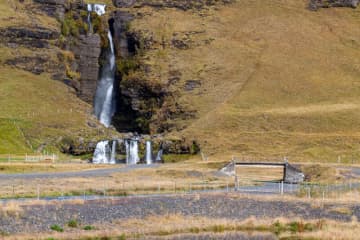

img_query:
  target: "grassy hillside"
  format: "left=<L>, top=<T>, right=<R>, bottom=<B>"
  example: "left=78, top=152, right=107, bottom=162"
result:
left=0, top=1, right=115, bottom=154
left=1, top=0, right=360, bottom=162
left=129, top=0, right=360, bottom=162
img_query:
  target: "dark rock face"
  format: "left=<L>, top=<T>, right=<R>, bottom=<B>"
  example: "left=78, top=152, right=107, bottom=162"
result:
left=112, top=0, right=235, bottom=10
left=5, top=55, right=61, bottom=76
left=309, top=0, right=359, bottom=10
left=0, top=27, right=60, bottom=39
left=111, top=11, right=135, bottom=58
left=33, top=0, right=69, bottom=19
left=71, top=34, right=102, bottom=103
left=0, top=27, right=60, bottom=49
left=113, top=0, right=137, bottom=7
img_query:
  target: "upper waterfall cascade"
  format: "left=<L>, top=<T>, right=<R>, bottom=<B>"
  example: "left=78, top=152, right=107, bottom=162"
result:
left=87, top=4, right=107, bottom=16
left=94, top=31, right=116, bottom=127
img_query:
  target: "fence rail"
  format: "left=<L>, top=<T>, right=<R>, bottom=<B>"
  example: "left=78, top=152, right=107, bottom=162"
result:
left=0, top=179, right=359, bottom=202
left=0, top=154, right=61, bottom=163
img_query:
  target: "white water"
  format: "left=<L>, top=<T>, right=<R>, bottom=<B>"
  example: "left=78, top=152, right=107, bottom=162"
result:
left=87, top=4, right=106, bottom=16
left=87, top=11, right=92, bottom=33
left=94, top=31, right=116, bottom=127
left=125, top=139, right=140, bottom=165
left=156, top=149, right=163, bottom=162
left=145, top=140, right=153, bottom=165
left=110, top=140, right=117, bottom=164
left=93, top=141, right=111, bottom=164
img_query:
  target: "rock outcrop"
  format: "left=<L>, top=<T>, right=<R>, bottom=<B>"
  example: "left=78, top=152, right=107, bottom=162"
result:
left=113, top=0, right=235, bottom=10
left=309, top=0, right=359, bottom=10
left=71, top=34, right=102, bottom=103
left=33, top=0, right=69, bottom=19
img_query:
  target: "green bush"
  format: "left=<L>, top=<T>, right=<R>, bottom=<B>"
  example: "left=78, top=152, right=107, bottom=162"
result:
left=50, top=224, right=64, bottom=232
left=67, top=219, right=78, bottom=228
left=83, top=225, right=95, bottom=231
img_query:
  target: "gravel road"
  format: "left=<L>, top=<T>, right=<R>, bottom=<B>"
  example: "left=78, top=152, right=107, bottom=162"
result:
left=0, top=164, right=159, bottom=180
left=0, top=193, right=358, bottom=235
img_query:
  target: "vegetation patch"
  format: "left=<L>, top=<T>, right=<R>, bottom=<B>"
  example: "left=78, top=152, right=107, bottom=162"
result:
left=50, top=224, right=64, bottom=232
left=67, top=219, right=79, bottom=228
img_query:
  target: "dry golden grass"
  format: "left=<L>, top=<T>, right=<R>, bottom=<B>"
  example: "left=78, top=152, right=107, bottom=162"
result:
left=235, top=165, right=284, bottom=182
left=0, top=162, right=117, bottom=174
left=130, top=0, right=360, bottom=162
left=0, top=0, right=59, bottom=29
left=0, top=201, right=23, bottom=218
left=3, top=214, right=360, bottom=240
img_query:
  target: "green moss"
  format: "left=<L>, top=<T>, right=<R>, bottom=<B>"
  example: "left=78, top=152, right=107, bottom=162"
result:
left=61, top=12, right=79, bottom=37
left=117, top=58, right=139, bottom=76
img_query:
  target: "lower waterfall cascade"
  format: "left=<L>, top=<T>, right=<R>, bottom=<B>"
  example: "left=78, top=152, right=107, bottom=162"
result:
left=145, top=140, right=153, bottom=165
left=125, top=139, right=140, bottom=165
left=92, top=138, right=163, bottom=165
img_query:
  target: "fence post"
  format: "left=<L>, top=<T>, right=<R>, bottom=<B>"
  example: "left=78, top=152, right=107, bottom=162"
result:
left=174, top=181, right=176, bottom=193
left=37, top=185, right=40, bottom=200
left=189, top=183, right=192, bottom=193
left=307, top=187, right=311, bottom=199
left=281, top=181, right=284, bottom=195
left=226, top=182, right=229, bottom=192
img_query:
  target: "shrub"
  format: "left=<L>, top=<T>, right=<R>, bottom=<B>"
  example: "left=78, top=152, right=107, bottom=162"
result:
left=50, top=224, right=64, bottom=232
left=67, top=219, right=78, bottom=228
left=83, top=225, right=95, bottom=231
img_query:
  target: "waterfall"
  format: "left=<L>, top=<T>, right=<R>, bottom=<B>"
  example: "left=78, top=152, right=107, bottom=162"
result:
left=125, top=139, right=140, bottom=165
left=87, top=4, right=106, bottom=33
left=94, top=31, right=116, bottom=127
left=125, top=139, right=130, bottom=164
left=110, top=140, right=117, bottom=164
left=156, top=149, right=163, bottom=162
left=145, top=140, right=153, bottom=165
left=93, top=141, right=111, bottom=164
left=87, top=11, right=92, bottom=33
left=87, top=4, right=106, bottom=16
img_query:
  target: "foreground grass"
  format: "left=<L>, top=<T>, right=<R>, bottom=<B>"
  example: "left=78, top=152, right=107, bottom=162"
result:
left=2, top=213, right=359, bottom=240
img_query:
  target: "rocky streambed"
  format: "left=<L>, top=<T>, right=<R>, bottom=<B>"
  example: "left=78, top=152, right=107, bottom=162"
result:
left=0, top=193, right=359, bottom=235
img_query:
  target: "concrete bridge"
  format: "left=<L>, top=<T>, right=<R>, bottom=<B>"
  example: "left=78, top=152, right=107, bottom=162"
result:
left=221, top=161, right=305, bottom=184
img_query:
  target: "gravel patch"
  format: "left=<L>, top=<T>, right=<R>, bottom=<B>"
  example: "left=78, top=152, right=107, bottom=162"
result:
left=0, top=193, right=358, bottom=234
